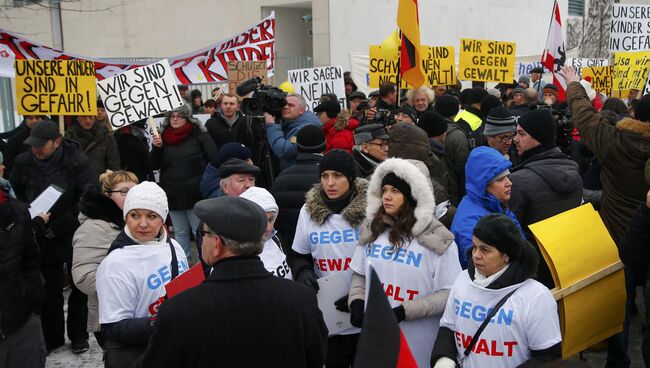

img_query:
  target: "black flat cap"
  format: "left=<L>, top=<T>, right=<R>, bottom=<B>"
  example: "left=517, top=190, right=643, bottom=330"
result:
left=348, top=91, right=366, bottom=100
left=218, top=158, right=261, bottom=178
left=354, top=123, right=389, bottom=144
left=24, top=120, right=61, bottom=148
left=194, top=197, right=266, bottom=242
left=530, top=66, right=544, bottom=74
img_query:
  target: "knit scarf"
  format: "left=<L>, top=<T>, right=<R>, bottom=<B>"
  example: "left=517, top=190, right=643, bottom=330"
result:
left=162, top=123, right=193, bottom=146
left=321, top=188, right=354, bottom=214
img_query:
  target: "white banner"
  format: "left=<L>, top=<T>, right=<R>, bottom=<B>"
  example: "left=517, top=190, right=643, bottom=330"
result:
left=97, top=59, right=184, bottom=130
left=0, top=44, right=14, bottom=78
left=609, top=4, right=650, bottom=52
left=288, top=66, right=346, bottom=111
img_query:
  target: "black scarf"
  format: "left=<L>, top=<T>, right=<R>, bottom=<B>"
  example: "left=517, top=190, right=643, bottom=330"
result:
left=33, top=145, right=64, bottom=176
left=467, top=260, right=530, bottom=289
left=321, top=187, right=354, bottom=214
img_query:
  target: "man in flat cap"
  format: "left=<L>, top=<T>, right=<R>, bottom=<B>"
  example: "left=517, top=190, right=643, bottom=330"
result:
left=140, top=196, right=327, bottom=368
left=352, top=124, right=389, bottom=177
left=530, top=66, right=546, bottom=100
left=218, top=158, right=260, bottom=197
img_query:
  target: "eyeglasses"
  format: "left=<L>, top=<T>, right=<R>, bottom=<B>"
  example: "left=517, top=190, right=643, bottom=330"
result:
left=366, top=142, right=389, bottom=150
left=494, top=134, right=515, bottom=143
left=169, top=114, right=185, bottom=120
left=197, top=229, right=215, bottom=238
left=108, top=188, right=130, bottom=196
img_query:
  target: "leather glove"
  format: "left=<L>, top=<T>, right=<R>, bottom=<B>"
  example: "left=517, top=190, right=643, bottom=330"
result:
left=350, top=299, right=365, bottom=328
left=392, top=305, right=405, bottom=323
left=334, top=294, right=350, bottom=313
left=296, top=269, right=319, bottom=292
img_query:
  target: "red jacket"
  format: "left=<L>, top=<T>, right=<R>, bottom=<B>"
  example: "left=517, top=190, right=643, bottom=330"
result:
left=323, top=116, right=359, bottom=153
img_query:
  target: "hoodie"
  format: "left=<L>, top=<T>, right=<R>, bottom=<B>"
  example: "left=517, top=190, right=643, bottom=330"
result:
left=451, top=147, right=522, bottom=268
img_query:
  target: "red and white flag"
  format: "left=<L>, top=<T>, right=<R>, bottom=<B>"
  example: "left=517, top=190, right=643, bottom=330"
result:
left=541, top=0, right=567, bottom=101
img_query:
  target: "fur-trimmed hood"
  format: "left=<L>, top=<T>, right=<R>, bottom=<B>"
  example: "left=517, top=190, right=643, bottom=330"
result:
left=617, top=117, right=650, bottom=138
left=78, top=186, right=125, bottom=227
left=364, top=158, right=455, bottom=254
left=305, top=178, right=368, bottom=227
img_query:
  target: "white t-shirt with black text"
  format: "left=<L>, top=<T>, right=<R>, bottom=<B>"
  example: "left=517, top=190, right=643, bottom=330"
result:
left=439, top=271, right=561, bottom=368
left=260, top=236, right=292, bottom=279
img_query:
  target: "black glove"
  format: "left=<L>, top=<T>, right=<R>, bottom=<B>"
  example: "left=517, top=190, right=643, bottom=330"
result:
left=296, top=269, right=319, bottom=292
left=392, top=305, right=405, bottom=323
left=350, top=299, right=365, bottom=328
left=334, top=294, right=350, bottom=313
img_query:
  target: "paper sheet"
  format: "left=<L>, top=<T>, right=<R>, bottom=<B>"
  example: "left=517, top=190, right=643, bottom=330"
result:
left=317, top=270, right=353, bottom=336
left=28, top=185, right=63, bottom=219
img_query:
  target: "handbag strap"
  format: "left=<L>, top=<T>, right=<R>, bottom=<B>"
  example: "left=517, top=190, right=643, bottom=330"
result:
left=167, top=237, right=179, bottom=280
left=461, top=287, right=519, bottom=359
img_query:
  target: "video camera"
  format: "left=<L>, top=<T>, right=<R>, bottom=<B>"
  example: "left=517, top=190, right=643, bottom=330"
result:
left=236, top=77, right=287, bottom=119
left=373, top=108, right=397, bottom=126
left=532, top=102, right=575, bottom=150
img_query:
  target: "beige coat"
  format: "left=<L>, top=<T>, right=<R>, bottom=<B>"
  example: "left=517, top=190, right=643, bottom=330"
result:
left=72, top=214, right=121, bottom=332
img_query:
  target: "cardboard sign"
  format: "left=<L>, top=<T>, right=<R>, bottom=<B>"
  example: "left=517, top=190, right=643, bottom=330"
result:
left=368, top=45, right=408, bottom=88
left=582, top=66, right=613, bottom=96
left=287, top=66, right=346, bottom=111
left=420, top=46, right=456, bottom=86
left=609, top=4, right=650, bottom=52
left=459, top=38, right=516, bottom=83
left=227, top=61, right=268, bottom=96
left=97, top=59, right=184, bottom=130
left=529, top=204, right=625, bottom=358
left=612, top=51, right=650, bottom=91
left=567, top=58, right=609, bottom=77
left=15, top=59, right=97, bottom=115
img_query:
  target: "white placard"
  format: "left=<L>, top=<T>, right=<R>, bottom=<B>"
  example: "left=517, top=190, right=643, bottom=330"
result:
left=288, top=66, right=347, bottom=111
left=97, top=59, right=184, bottom=131
left=316, top=270, right=353, bottom=336
left=567, top=58, right=609, bottom=77
left=609, top=4, right=650, bottom=52
left=0, top=44, right=15, bottom=78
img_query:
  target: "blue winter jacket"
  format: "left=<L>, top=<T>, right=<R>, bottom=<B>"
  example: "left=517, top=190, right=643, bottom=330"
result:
left=199, top=162, right=224, bottom=199
left=265, top=112, right=321, bottom=169
left=450, top=146, right=523, bottom=268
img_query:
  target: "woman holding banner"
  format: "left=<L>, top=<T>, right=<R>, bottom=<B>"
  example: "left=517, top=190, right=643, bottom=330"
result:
left=430, top=214, right=562, bottom=368
left=348, top=158, right=461, bottom=368
left=151, top=104, right=218, bottom=260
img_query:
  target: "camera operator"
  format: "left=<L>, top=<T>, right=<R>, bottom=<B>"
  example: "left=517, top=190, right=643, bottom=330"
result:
left=263, top=94, right=321, bottom=170
left=348, top=91, right=368, bottom=125
left=366, top=82, right=398, bottom=122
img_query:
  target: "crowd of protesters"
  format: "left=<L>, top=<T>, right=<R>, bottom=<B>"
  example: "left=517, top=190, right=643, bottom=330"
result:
left=0, top=64, right=649, bottom=368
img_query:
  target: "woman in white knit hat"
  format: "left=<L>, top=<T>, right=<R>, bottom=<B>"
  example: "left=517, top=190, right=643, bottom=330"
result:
left=96, top=181, right=188, bottom=367
left=239, top=187, right=292, bottom=279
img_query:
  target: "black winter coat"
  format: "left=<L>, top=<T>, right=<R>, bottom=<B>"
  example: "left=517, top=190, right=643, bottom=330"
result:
left=66, top=123, right=121, bottom=176
left=151, top=126, right=218, bottom=210
left=271, top=153, right=321, bottom=250
left=2, top=123, right=30, bottom=178
left=0, top=197, right=45, bottom=339
left=138, top=256, right=327, bottom=368
left=10, top=139, right=97, bottom=262
left=114, top=124, right=153, bottom=182
left=509, top=147, right=583, bottom=227
left=205, top=112, right=247, bottom=151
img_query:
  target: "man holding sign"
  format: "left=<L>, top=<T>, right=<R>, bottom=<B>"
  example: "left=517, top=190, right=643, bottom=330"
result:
left=10, top=121, right=96, bottom=354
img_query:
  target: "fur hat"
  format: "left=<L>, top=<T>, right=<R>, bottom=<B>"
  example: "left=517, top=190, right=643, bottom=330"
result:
left=367, top=158, right=435, bottom=236
left=123, top=181, right=169, bottom=220
left=163, top=104, right=201, bottom=126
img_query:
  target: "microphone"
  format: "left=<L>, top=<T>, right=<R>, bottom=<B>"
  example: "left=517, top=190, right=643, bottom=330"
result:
left=236, top=77, right=262, bottom=96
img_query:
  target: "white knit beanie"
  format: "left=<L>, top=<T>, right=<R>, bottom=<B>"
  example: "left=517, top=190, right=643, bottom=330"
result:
left=122, top=181, right=169, bottom=220
left=239, top=186, right=278, bottom=214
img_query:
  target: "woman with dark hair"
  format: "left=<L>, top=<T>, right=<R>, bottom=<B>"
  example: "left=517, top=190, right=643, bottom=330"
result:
left=431, top=213, right=562, bottom=368
left=190, top=89, right=204, bottom=114
left=151, top=104, right=218, bottom=260
left=291, top=149, right=367, bottom=368
left=348, top=158, right=461, bottom=367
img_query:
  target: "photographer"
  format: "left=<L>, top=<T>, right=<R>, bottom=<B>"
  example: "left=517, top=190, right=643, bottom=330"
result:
left=348, top=91, right=368, bottom=125
left=366, top=82, right=398, bottom=123
left=263, top=94, right=321, bottom=170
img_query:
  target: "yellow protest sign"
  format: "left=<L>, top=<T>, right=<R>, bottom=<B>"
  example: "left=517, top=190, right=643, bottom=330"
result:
left=459, top=38, right=516, bottom=83
left=421, top=46, right=456, bottom=86
left=529, top=204, right=625, bottom=358
left=612, top=51, right=650, bottom=91
left=227, top=61, right=268, bottom=97
left=582, top=66, right=612, bottom=96
left=369, top=45, right=456, bottom=88
left=15, top=59, right=97, bottom=115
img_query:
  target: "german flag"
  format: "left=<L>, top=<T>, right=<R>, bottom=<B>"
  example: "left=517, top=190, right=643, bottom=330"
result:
left=353, top=266, right=417, bottom=368
left=397, top=0, right=425, bottom=88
